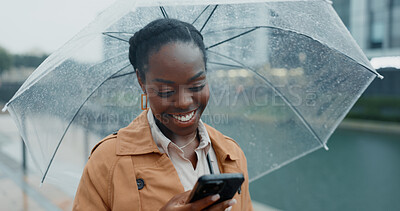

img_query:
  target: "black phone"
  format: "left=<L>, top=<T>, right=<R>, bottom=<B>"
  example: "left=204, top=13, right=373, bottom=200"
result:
left=186, top=173, right=244, bottom=205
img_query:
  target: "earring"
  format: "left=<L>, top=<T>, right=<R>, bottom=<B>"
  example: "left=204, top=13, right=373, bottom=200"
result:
left=141, top=93, right=148, bottom=110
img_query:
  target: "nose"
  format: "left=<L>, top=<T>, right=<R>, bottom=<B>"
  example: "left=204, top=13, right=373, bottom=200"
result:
left=174, top=87, right=193, bottom=109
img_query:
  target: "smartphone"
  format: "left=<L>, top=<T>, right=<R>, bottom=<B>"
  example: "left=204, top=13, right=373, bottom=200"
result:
left=186, top=173, right=244, bottom=205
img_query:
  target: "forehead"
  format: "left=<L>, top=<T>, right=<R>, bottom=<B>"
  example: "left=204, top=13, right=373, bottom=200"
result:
left=146, top=42, right=205, bottom=83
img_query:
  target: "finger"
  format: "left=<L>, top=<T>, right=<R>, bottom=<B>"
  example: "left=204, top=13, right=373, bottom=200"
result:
left=172, top=190, right=192, bottom=205
left=179, top=190, right=192, bottom=199
left=160, top=191, right=195, bottom=211
left=205, top=199, right=237, bottom=211
left=189, top=194, right=220, bottom=210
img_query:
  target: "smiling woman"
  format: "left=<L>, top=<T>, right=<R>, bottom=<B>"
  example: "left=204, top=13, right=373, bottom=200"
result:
left=73, top=18, right=253, bottom=211
left=142, top=42, right=209, bottom=140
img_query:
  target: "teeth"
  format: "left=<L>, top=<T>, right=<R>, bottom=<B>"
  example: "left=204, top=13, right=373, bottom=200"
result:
left=171, top=110, right=195, bottom=122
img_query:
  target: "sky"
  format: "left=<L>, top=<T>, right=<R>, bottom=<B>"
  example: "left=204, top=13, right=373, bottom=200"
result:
left=0, top=0, right=116, bottom=54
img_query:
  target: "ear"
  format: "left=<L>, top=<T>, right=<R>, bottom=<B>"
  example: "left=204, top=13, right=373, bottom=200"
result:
left=136, top=70, right=146, bottom=93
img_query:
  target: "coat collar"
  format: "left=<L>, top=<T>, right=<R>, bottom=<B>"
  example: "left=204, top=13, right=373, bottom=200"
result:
left=116, top=110, right=160, bottom=155
left=115, top=110, right=238, bottom=161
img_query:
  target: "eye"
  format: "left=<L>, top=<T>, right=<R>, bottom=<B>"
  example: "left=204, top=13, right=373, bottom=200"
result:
left=157, top=90, right=175, bottom=98
left=189, top=84, right=206, bottom=92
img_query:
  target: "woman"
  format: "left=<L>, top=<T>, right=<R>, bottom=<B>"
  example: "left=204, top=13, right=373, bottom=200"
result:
left=73, top=18, right=253, bottom=211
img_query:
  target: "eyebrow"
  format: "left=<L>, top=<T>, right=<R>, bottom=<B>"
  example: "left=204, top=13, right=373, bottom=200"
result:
left=188, top=71, right=205, bottom=82
left=152, top=71, right=206, bottom=84
left=152, top=78, right=175, bottom=84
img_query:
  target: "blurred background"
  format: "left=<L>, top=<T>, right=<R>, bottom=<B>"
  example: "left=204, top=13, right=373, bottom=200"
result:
left=0, top=0, right=399, bottom=210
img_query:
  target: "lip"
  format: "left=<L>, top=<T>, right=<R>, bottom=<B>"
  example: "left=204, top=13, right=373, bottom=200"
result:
left=167, top=108, right=198, bottom=127
left=168, top=108, right=198, bottom=116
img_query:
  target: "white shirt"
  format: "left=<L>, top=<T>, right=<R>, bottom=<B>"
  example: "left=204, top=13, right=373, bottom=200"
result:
left=147, top=109, right=220, bottom=191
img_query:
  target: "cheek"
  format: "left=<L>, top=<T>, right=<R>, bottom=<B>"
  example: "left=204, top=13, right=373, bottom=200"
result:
left=147, top=96, right=165, bottom=113
left=199, top=85, right=210, bottom=106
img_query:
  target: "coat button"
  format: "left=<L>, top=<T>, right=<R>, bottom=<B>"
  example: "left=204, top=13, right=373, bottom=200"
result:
left=137, top=178, right=145, bottom=190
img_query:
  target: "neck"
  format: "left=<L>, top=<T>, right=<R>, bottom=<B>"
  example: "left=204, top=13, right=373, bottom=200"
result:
left=154, top=114, right=198, bottom=146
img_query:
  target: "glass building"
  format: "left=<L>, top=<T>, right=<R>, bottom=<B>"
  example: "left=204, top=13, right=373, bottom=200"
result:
left=333, top=0, right=400, bottom=58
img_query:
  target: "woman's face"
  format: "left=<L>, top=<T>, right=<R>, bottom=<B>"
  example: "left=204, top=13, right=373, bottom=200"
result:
left=140, top=42, right=209, bottom=137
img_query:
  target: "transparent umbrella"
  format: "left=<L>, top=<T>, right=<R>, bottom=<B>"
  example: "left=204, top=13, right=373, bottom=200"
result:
left=2, top=0, right=382, bottom=195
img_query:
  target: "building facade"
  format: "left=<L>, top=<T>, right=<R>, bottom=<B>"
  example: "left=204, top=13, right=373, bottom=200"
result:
left=333, top=0, right=400, bottom=58
left=333, top=0, right=400, bottom=97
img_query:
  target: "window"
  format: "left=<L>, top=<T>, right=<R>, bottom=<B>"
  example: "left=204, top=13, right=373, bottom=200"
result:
left=369, top=0, right=388, bottom=49
left=389, top=0, right=400, bottom=47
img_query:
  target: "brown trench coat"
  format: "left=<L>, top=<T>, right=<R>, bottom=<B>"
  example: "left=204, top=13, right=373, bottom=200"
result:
left=73, top=110, right=253, bottom=211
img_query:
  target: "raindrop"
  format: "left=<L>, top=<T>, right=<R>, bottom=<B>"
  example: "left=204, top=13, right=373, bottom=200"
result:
left=269, top=9, right=278, bottom=17
left=271, top=163, right=279, bottom=169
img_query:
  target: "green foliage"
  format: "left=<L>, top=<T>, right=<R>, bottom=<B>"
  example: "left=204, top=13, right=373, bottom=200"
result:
left=13, top=54, right=48, bottom=68
left=0, top=46, right=48, bottom=72
left=346, top=96, right=400, bottom=122
left=0, top=46, right=13, bottom=73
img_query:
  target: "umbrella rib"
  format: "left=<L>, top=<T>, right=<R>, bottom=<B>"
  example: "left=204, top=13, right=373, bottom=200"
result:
left=110, top=70, right=135, bottom=79
left=160, top=6, right=169, bottom=19
left=207, top=25, right=382, bottom=78
left=102, top=32, right=129, bottom=42
left=257, top=26, right=382, bottom=79
left=192, top=5, right=210, bottom=25
left=102, top=27, right=381, bottom=80
left=200, top=5, right=218, bottom=33
left=206, top=27, right=259, bottom=50
left=207, top=50, right=328, bottom=150
left=208, top=61, right=244, bottom=69
left=40, top=64, right=131, bottom=184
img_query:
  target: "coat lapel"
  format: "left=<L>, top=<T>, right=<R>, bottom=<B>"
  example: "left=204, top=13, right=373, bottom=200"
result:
left=204, top=124, right=243, bottom=174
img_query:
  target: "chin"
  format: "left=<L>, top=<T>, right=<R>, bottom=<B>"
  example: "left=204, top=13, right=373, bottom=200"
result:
left=166, top=107, right=205, bottom=135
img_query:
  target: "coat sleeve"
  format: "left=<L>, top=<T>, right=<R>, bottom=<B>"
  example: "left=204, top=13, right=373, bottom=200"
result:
left=73, top=138, right=116, bottom=211
left=73, top=162, right=110, bottom=211
left=219, top=135, right=254, bottom=211
left=239, top=151, right=254, bottom=211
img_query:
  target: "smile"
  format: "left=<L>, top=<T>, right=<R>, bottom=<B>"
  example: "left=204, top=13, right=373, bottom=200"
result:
left=169, top=109, right=197, bottom=122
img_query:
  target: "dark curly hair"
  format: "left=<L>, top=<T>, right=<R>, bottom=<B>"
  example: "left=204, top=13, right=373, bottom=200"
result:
left=128, top=18, right=207, bottom=82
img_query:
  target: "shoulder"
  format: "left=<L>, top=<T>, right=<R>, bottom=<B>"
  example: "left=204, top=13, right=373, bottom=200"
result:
left=85, top=133, right=120, bottom=176
left=90, top=133, right=118, bottom=158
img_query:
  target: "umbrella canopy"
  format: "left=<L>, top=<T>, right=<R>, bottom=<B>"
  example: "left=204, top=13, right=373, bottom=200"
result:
left=3, top=0, right=382, bottom=195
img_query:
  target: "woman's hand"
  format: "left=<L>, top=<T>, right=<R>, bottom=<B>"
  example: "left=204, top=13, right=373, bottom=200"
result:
left=159, top=190, right=237, bottom=211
